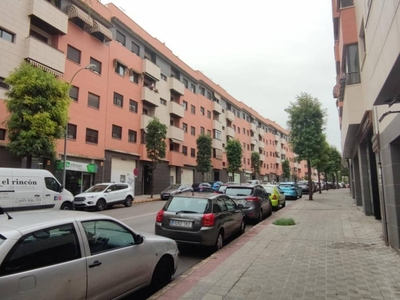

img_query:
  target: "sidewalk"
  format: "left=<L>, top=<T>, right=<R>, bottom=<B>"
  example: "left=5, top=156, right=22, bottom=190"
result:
left=150, top=189, right=400, bottom=300
left=134, top=194, right=161, bottom=204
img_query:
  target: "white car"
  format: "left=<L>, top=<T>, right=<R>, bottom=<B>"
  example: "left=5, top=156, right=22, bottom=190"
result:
left=0, top=209, right=179, bottom=300
left=74, top=183, right=134, bottom=211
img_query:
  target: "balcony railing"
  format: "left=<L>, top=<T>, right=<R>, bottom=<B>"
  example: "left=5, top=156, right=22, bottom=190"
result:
left=141, top=87, right=159, bottom=107
left=169, top=101, right=184, bottom=118
left=29, top=0, right=68, bottom=35
left=142, top=59, right=161, bottom=81
left=168, top=126, right=184, bottom=142
left=140, top=114, right=153, bottom=129
left=169, top=77, right=185, bottom=95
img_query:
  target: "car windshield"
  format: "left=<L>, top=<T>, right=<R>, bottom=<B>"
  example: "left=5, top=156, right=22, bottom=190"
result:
left=225, top=187, right=253, bottom=196
left=263, top=186, right=274, bottom=193
left=279, top=184, right=293, bottom=188
left=165, top=184, right=181, bottom=190
left=84, top=185, right=108, bottom=193
left=165, top=197, right=210, bottom=214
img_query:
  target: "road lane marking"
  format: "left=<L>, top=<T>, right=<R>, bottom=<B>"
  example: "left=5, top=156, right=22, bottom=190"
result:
left=120, top=211, right=158, bottom=221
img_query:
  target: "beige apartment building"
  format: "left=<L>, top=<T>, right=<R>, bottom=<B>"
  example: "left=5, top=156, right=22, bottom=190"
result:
left=332, top=0, right=400, bottom=251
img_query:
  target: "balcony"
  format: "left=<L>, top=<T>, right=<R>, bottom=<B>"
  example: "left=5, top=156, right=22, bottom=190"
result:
left=213, top=120, right=223, bottom=132
left=276, top=157, right=281, bottom=164
left=168, top=126, right=184, bottom=142
left=169, top=77, right=185, bottom=95
left=281, top=148, right=286, bottom=154
left=141, top=87, right=159, bottom=107
left=225, top=109, right=235, bottom=121
left=29, top=0, right=68, bottom=35
left=169, top=101, right=184, bottom=118
left=257, top=127, right=265, bottom=136
left=25, top=36, right=65, bottom=76
left=142, top=59, right=160, bottom=81
left=212, top=139, right=223, bottom=150
left=259, top=154, right=265, bottom=161
left=258, top=140, right=265, bottom=149
left=213, top=101, right=222, bottom=114
left=225, top=126, right=235, bottom=138
left=250, top=123, right=257, bottom=133
left=168, top=151, right=184, bottom=167
left=140, top=114, right=153, bottom=130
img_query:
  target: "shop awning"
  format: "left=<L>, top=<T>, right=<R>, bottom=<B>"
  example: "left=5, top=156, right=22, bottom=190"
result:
left=66, top=5, right=94, bottom=27
left=170, top=138, right=183, bottom=144
left=26, top=58, right=63, bottom=77
left=90, top=20, right=113, bottom=42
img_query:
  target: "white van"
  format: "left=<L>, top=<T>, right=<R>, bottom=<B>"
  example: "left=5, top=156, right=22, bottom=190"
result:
left=0, top=168, right=74, bottom=211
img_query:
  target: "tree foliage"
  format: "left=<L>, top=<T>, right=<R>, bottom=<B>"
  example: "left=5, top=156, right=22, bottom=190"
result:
left=4, top=62, right=70, bottom=168
left=225, top=139, right=243, bottom=180
left=196, top=134, right=212, bottom=181
left=282, top=159, right=290, bottom=180
left=285, top=92, right=326, bottom=200
left=145, top=118, right=167, bottom=197
left=251, top=152, right=260, bottom=176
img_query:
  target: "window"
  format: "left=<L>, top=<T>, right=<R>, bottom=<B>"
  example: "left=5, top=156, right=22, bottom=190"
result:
left=339, top=0, right=353, bottom=8
left=191, top=84, right=196, bottom=93
left=160, top=98, right=167, bottom=105
left=183, top=101, right=188, bottom=110
left=0, top=223, right=80, bottom=276
left=129, top=99, right=138, bottom=113
left=345, top=44, right=360, bottom=84
left=86, top=128, right=98, bottom=144
left=67, top=124, right=77, bottom=139
left=112, top=125, right=122, bottom=139
left=207, top=110, right=211, bottom=119
left=183, top=78, right=188, bottom=88
left=214, top=130, right=221, bottom=140
left=82, top=220, right=135, bottom=255
left=141, top=129, right=146, bottom=144
left=161, top=73, right=167, bottom=81
left=0, top=129, right=5, bottom=140
left=45, top=177, right=60, bottom=192
left=90, top=57, right=102, bottom=74
left=0, top=77, right=9, bottom=90
left=191, top=126, right=195, bottom=136
left=190, top=148, right=195, bottom=157
left=69, top=86, right=79, bottom=101
left=200, top=87, right=205, bottom=96
left=113, top=92, right=123, bottom=107
left=129, top=70, right=139, bottom=83
left=67, top=45, right=81, bottom=64
left=207, top=129, right=211, bottom=135
left=115, top=62, right=126, bottom=76
left=191, top=105, right=196, bottom=114
left=0, top=28, right=14, bottom=43
left=200, top=107, right=205, bottom=115
left=131, top=41, right=140, bottom=55
left=29, top=29, right=47, bottom=43
left=206, top=91, right=212, bottom=100
left=88, top=93, right=100, bottom=109
left=238, top=127, right=241, bottom=134
left=201, top=127, right=205, bottom=134
left=182, top=146, right=187, bottom=155
left=183, top=123, right=188, bottom=133
left=128, top=130, right=137, bottom=143
left=116, top=30, right=126, bottom=46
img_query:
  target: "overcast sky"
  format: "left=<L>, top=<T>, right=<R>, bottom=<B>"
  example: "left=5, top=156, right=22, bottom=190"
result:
left=108, top=0, right=341, bottom=150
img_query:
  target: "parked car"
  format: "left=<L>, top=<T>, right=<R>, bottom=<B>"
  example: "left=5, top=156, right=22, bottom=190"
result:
left=160, top=184, right=192, bottom=200
left=297, top=181, right=312, bottom=194
left=74, top=183, right=134, bottom=211
left=192, top=182, right=212, bottom=192
left=279, top=182, right=302, bottom=199
left=262, top=184, right=286, bottom=210
left=247, top=180, right=261, bottom=184
left=0, top=209, right=179, bottom=300
left=155, top=192, right=246, bottom=251
left=223, top=184, right=272, bottom=223
left=210, top=181, right=223, bottom=191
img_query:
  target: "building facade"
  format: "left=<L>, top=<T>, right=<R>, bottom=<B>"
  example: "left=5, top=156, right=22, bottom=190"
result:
left=332, top=0, right=400, bottom=251
left=0, top=0, right=310, bottom=196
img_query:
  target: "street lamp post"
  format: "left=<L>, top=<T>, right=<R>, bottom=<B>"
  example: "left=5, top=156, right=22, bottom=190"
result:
left=62, top=64, right=96, bottom=187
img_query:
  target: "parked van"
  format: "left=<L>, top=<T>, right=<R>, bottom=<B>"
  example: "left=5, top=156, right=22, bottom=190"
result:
left=0, top=168, right=74, bottom=211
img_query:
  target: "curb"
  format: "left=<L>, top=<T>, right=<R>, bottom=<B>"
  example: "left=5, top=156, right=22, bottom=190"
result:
left=133, top=198, right=161, bottom=204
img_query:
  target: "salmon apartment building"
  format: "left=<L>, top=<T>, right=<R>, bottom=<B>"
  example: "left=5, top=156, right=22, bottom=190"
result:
left=0, top=0, right=310, bottom=196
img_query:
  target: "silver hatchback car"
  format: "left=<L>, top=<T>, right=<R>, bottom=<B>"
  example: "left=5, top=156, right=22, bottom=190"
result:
left=0, top=209, right=179, bottom=300
left=155, top=193, right=246, bottom=251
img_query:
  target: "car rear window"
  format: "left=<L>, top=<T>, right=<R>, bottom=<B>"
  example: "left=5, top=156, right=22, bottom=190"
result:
left=280, top=184, right=293, bottom=188
left=165, top=197, right=210, bottom=213
left=263, top=187, right=274, bottom=193
left=225, top=187, right=253, bottom=196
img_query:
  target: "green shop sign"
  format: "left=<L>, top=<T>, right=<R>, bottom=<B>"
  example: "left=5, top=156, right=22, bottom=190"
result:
left=56, top=160, right=98, bottom=173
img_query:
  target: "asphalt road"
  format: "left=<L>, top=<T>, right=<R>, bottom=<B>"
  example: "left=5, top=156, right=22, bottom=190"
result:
left=98, top=198, right=297, bottom=299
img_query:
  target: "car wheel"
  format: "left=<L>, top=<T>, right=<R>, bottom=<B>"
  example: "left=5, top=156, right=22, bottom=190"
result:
left=60, top=202, right=73, bottom=210
left=258, top=209, right=263, bottom=223
left=95, top=199, right=107, bottom=211
left=239, top=218, right=246, bottom=235
left=282, top=200, right=286, bottom=208
left=124, top=196, right=133, bottom=207
left=151, top=256, right=173, bottom=291
left=214, top=231, right=224, bottom=251
left=267, top=201, right=272, bottom=217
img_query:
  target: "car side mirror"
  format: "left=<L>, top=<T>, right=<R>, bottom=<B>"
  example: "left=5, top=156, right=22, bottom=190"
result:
left=134, top=234, right=144, bottom=245
left=237, top=204, right=244, bottom=209
left=59, top=185, right=64, bottom=193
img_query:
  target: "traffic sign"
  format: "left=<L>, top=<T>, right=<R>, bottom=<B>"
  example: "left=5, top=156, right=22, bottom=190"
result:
left=133, top=168, right=138, bottom=176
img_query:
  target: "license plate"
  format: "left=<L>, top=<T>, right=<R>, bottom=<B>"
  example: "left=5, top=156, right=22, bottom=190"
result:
left=170, top=220, right=193, bottom=227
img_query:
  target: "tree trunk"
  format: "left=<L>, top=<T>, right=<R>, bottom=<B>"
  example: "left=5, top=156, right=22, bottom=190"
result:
left=150, top=164, right=154, bottom=198
left=26, top=155, right=32, bottom=168
left=202, top=172, right=204, bottom=182
left=307, top=159, right=313, bottom=200
left=318, top=171, right=321, bottom=194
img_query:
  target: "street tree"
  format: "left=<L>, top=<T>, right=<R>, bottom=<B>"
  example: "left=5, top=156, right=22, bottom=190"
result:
left=225, top=139, right=243, bottom=182
left=328, top=146, right=342, bottom=188
left=196, top=134, right=212, bottom=182
left=285, top=92, right=326, bottom=200
left=145, top=118, right=167, bottom=198
left=282, top=159, right=290, bottom=181
left=251, top=152, right=260, bottom=179
left=311, top=136, right=330, bottom=193
left=4, top=62, right=70, bottom=168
